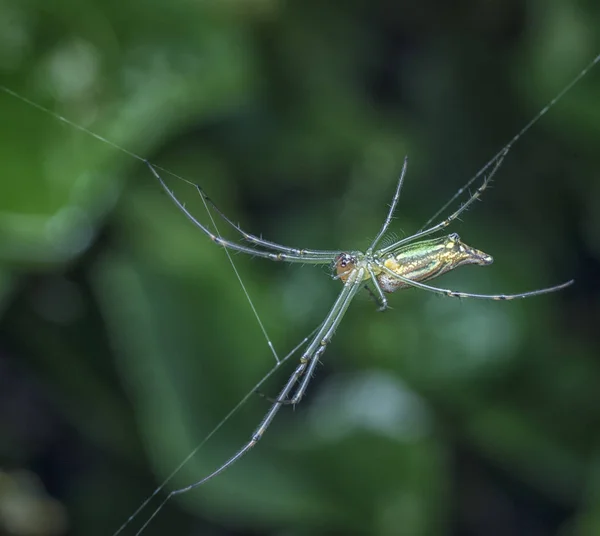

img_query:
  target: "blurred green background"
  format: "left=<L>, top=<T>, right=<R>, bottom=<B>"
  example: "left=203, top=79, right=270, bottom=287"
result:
left=1, top=1, right=599, bottom=535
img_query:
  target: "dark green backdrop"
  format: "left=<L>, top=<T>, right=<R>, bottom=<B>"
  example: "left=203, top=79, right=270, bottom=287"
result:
left=1, top=1, right=599, bottom=535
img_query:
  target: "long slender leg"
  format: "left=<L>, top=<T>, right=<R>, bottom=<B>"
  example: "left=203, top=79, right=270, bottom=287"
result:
left=366, top=264, right=388, bottom=311
left=379, top=148, right=509, bottom=256
left=146, top=265, right=364, bottom=498
left=132, top=363, right=310, bottom=536
left=377, top=263, right=574, bottom=299
left=147, top=162, right=338, bottom=264
left=289, top=267, right=365, bottom=404
left=199, top=186, right=341, bottom=257
left=271, top=268, right=365, bottom=406
left=256, top=280, right=365, bottom=402
left=123, top=329, right=319, bottom=536
left=172, top=360, right=307, bottom=495
left=368, top=156, right=409, bottom=252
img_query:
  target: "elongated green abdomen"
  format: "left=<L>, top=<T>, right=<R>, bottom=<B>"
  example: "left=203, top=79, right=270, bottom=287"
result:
left=377, top=233, right=493, bottom=293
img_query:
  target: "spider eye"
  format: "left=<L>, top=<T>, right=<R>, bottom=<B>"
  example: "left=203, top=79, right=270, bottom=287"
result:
left=334, top=253, right=355, bottom=281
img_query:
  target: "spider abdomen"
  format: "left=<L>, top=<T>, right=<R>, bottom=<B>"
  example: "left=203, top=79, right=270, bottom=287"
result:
left=377, top=233, right=493, bottom=293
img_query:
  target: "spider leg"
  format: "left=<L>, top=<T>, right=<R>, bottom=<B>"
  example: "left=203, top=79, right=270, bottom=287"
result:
left=144, top=265, right=364, bottom=501
left=257, top=267, right=366, bottom=405
left=366, top=265, right=388, bottom=311
left=379, top=147, right=509, bottom=256
left=130, top=358, right=310, bottom=536
left=174, top=360, right=307, bottom=495
left=289, top=268, right=365, bottom=405
left=121, top=327, right=318, bottom=536
left=368, top=156, right=409, bottom=252
left=147, top=161, right=337, bottom=264
left=198, top=185, right=341, bottom=258
left=377, top=263, right=574, bottom=299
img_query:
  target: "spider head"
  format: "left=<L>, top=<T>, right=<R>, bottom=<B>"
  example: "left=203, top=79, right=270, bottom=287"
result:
left=334, top=253, right=357, bottom=282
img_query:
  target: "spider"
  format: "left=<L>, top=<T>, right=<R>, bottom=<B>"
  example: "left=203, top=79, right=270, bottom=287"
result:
left=1, top=51, right=591, bottom=536
left=144, top=145, right=572, bottom=496
left=109, top=51, right=600, bottom=535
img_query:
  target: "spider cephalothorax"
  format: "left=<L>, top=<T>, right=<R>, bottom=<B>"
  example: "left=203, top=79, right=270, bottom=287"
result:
left=333, top=252, right=358, bottom=281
